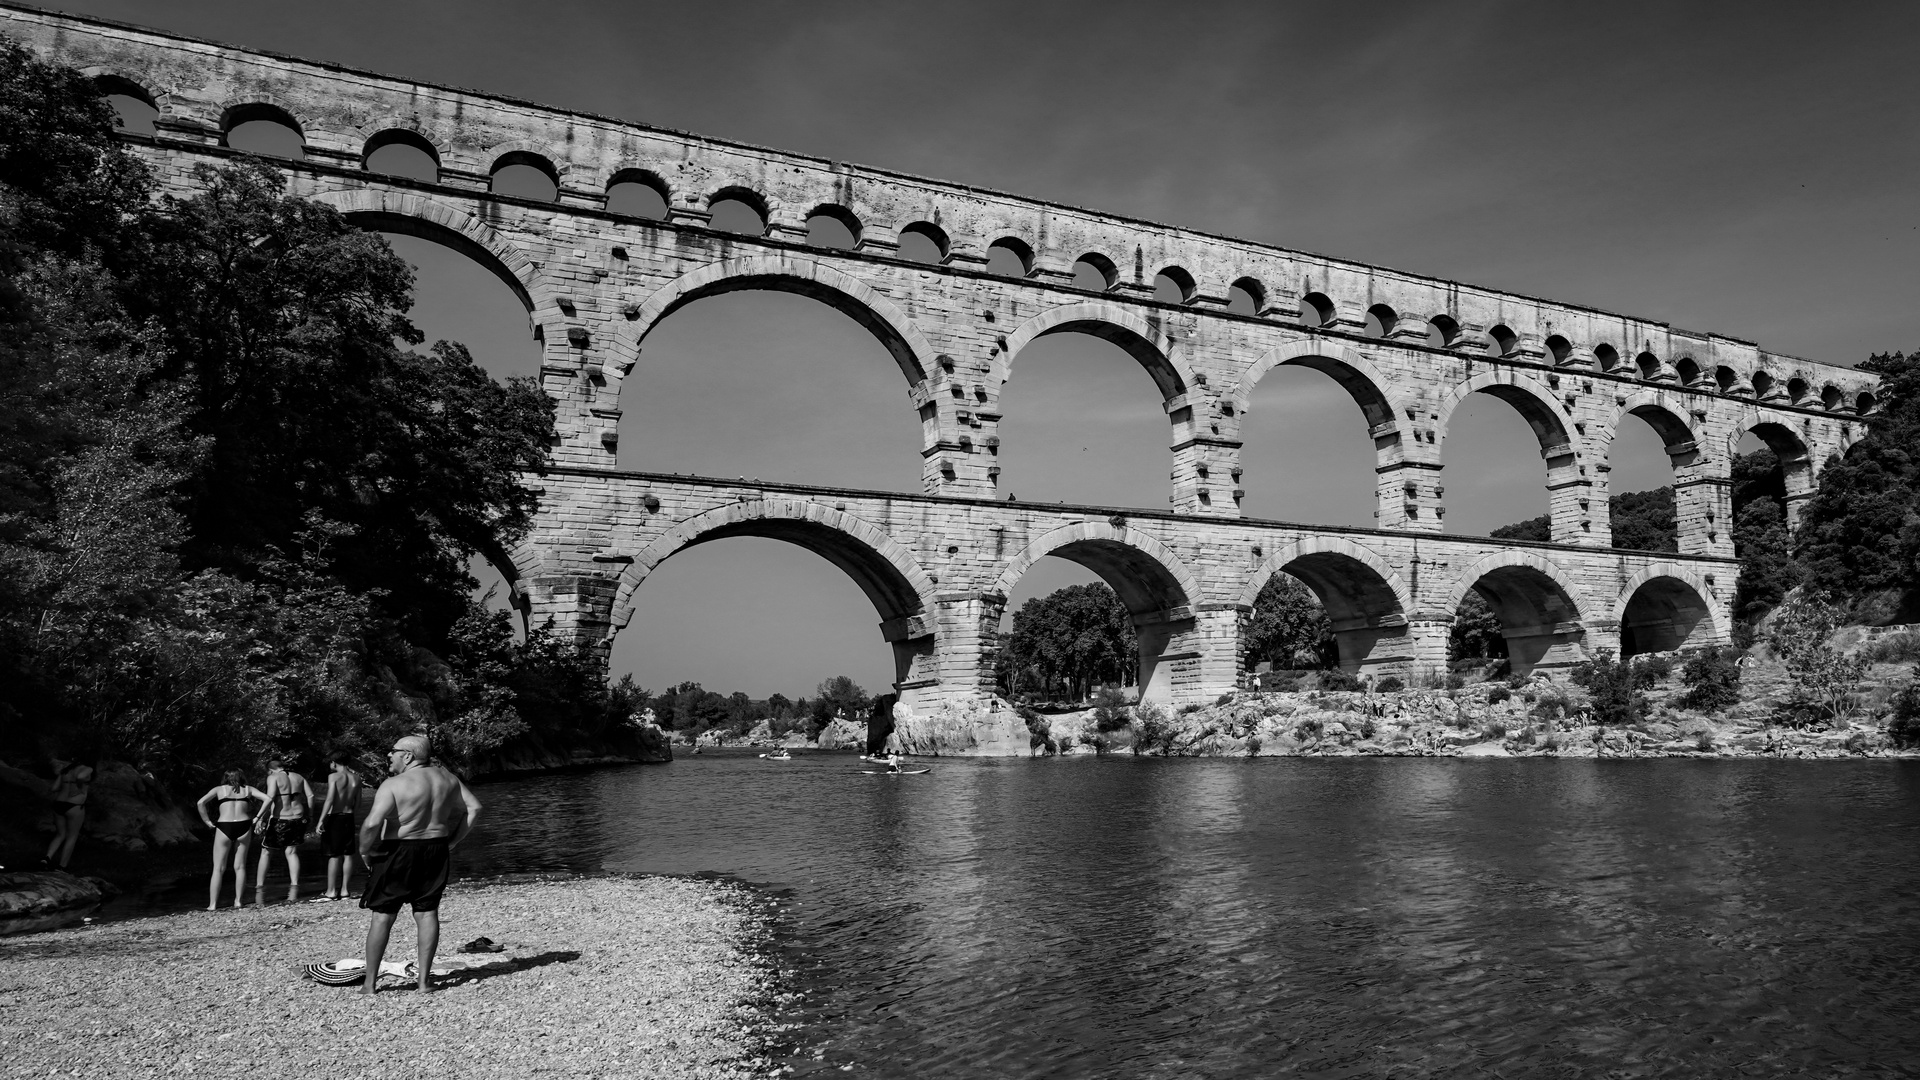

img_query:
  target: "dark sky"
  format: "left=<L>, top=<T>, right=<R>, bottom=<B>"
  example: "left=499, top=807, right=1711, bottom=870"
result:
left=41, top=0, right=1920, bottom=698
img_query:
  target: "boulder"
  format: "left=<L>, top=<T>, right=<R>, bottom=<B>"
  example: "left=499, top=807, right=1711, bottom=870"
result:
left=0, top=871, right=102, bottom=936
left=886, top=698, right=1029, bottom=757
left=813, top=718, right=866, bottom=751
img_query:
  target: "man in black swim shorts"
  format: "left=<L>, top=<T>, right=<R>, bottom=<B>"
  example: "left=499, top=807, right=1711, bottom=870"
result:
left=358, top=734, right=482, bottom=995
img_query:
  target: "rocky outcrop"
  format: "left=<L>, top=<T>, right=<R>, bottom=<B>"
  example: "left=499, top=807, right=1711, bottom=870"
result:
left=886, top=698, right=1029, bottom=757
left=0, top=760, right=197, bottom=854
left=814, top=718, right=866, bottom=751
left=0, top=871, right=103, bottom=935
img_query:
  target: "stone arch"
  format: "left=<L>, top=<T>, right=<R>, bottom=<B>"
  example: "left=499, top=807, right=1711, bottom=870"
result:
left=1238, top=537, right=1412, bottom=674
left=313, top=189, right=549, bottom=317
left=1441, top=550, right=1590, bottom=673
left=610, top=499, right=941, bottom=704
left=482, top=140, right=571, bottom=179
left=1000, top=302, right=1195, bottom=400
left=1611, top=391, right=1699, bottom=454
left=1435, top=370, right=1575, bottom=457
left=993, top=520, right=1203, bottom=702
left=1727, top=407, right=1816, bottom=525
left=618, top=255, right=934, bottom=388
left=1614, top=564, right=1719, bottom=657
left=353, top=116, right=453, bottom=157
left=1234, top=338, right=1404, bottom=432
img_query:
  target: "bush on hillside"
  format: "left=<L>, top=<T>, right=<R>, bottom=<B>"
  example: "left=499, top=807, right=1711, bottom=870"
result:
left=1320, top=669, right=1363, bottom=692
left=1889, top=665, right=1920, bottom=749
left=1375, top=676, right=1405, bottom=693
left=1679, top=647, right=1743, bottom=712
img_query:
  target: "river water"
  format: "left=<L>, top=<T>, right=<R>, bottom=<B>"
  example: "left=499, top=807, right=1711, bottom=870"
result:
left=444, top=751, right=1920, bottom=1077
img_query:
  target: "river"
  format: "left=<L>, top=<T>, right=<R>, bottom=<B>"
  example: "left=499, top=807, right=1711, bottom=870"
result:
left=439, top=751, right=1920, bottom=1077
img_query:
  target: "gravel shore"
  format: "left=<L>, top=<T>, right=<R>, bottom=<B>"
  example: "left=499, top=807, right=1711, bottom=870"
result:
left=0, top=876, right=785, bottom=1079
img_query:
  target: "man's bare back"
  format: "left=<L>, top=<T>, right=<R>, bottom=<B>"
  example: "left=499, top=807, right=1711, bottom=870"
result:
left=378, top=765, right=472, bottom=842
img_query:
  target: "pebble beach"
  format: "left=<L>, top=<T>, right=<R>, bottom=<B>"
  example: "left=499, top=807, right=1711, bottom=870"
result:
left=0, top=876, right=786, bottom=1080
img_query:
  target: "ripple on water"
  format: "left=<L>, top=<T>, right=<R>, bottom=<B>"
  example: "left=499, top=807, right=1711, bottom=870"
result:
left=453, top=753, right=1920, bottom=1078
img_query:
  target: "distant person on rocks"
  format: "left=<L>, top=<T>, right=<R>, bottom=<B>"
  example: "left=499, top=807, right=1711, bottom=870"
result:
left=195, top=769, right=267, bottom=909
left=315, top=754, right=364, bottom=901
left=42, top=757, right=94, bottom=870
left=253, top=757, right=315, bottom=904
left=358, top=734, right=482, bottom=995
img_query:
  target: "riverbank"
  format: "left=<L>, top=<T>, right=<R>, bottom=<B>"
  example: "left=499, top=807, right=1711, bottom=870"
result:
left=0, top=875, right=785, bottom=1079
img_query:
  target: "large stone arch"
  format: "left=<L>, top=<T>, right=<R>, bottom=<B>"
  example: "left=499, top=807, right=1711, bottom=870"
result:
left=1000, top=302, right=1196, bottom=401
left=1614, top=564, right=1720, bottom=656
left=1442, top=549, right=1591, bottom=674
left=1238, top=537, right=1413, bottom=675
left=316, top=189, right=549, bottom=317
left=609, top=498, right=941, bottom=705
left=1611, top=391, right=1700, bottom=455
left=993, top=520, right=1204, bottom=702
left=1233, top=339, right=1405, bottom=434
left=1436, top=369, right=1576, bottom=457
left=617, top=255, right=935, bottom=389
left=1726, top=406, right=1817, bottom=527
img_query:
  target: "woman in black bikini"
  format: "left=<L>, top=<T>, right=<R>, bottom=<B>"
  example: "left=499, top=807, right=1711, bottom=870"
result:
left=195, top=770, right=268, bottom=911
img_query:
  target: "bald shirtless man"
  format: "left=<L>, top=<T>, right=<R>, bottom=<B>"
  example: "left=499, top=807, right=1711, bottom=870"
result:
left=358, top=734, right=482, bottom=995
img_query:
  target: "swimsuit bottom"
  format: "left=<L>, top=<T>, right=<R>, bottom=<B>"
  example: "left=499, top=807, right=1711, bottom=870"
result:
left=360, top=838, right=452, bottom=915
left=320, top=813, right=356, bottom=856
left=261, top=817, right=306, bottom=849
left=215, top=819, right=253, bottom=840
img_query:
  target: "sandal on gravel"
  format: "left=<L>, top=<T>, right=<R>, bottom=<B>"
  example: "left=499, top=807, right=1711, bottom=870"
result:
left=458, top=936, right=506, bottom=954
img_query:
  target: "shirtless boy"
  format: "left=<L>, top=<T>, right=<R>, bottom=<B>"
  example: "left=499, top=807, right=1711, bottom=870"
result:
left=358, top=734, right=482, bottom=995
left=316, top=754, right=363, bottom=901
left=254, top=758, right=315, bottom=903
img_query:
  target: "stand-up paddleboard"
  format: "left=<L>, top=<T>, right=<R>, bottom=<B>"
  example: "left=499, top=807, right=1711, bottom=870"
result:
left=861, top=767, right=931, bottom=775
left=758, top=752, right=793, bottom=760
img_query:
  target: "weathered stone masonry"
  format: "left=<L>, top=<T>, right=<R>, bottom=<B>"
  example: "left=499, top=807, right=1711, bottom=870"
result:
left=7, top=4, right=1880, bottom=707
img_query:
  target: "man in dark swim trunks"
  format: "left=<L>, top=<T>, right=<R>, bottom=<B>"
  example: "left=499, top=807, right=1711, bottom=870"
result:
left=315, top=754, right=362, bottom=901
left=358, top=734, right=482, bottom=995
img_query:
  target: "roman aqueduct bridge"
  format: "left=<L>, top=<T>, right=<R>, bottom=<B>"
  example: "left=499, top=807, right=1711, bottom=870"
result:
left=8, top=5, right=1883, bottom=709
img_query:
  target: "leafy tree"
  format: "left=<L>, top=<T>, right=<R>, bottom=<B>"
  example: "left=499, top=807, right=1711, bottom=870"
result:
left=1450, top=591, right=1506, bottom=660
left=1765, top=591, right=1868, bottom=726
left=1243, top=574, right=1333, bottom=670
left=121, top=161, right=554, bottom=646
left=1794, top=352, right=1920, bottom=615
left=1001, top=583, right=1137, bottom=700
left=1583, top=650, right=1645, bottom=729
left=1609, top=488, right=1677, bottom=553
left=813, top=675, right=870, bottom=726
left=1888, top=665, right=1920, bottom=749
left=1490, top=515, right=1549, bottom=543
left=1679, top=646, right=1742, bottom=712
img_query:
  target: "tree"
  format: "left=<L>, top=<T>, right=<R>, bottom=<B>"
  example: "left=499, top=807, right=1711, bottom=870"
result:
left=1609, top=488, right=1677, bottom=553
left=1243, top=574, right=1333, bottom=670
left=1450, top=591, right=1507, bottom=661
left=1000, top=583, right=1137, bottom=700
left=121, top=161, right=554, bottom=647
left=814, top=675, right=870, bottom=724
left=1679, top=647, right=1742, bottom=712
left=1581, top=650, right=1644, bottom=730
left=1794, top=352, right=1920, bottom=616
left=1765, top=591, right=1868, bottom=726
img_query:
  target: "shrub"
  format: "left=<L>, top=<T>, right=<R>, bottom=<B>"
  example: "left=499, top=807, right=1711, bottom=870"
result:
left=1637, top=654, right=1675, bottom=682
left=1091, top=686, right=1133, bottom=732
left=1487, top=686, right=1512, bottom=705
left=1863, top=632, right=1920, bottom=665
left=1133, top=702, right=1173, bottom=755
left=1375, top=676, right=1404, bottom=693
left=1268, top=675, right=1301, bottom=693
left=1731, top=620, right=1758, bottom=654
left=1444, top=674, right=1465, bottom=691
left=1358, top=718, right=1377, bottom=740
left=1505, top=671, right=1529, bottom=690
left=1294, top=717, right=1324, bottom=741
left=1484, top=721, right=1508, bottom=740
left=1585, top=650, right=1645, bottom=729
left=1215, top=692, right=1236, bottom=706
left=1511, top=726, right=1536, bottom=746
left=1246, top=734, right=1262, bottom=756
left=1766, top=592, right=1870, bottom=725
left=1320, top=669, right=1363, bottom=692
left=1541, top=733, right=1561, bottom=752
left=1694, top=729, right=1715, bottom=752
left=1178, top=702, right=1204, bottom=715
left=1889, top=666, right=1920, bottom=749
left=1679, top=648, right=1742, bottom=712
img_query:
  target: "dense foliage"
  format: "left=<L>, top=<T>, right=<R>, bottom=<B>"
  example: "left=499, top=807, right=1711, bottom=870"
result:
left=1795, top=352, right=1920, bottom=619
left=0, top=40, right=637, bottom=783
left=1242, top=574, right=1333, bottom=671
left=1679, top=647, right=1742, bottom=711
left=643, top=675, right=874, bottom=739
left=999, top=583, right=1137, bottom=701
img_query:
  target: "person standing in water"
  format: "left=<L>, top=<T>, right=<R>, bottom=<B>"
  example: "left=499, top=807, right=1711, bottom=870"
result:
left=358, top=734, right=482, bottom=995
left=315, top=754, right=363, bottom=901
left=195, top=770, right=267, bottom=909
left=253, top=757, right=315, bottom=904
